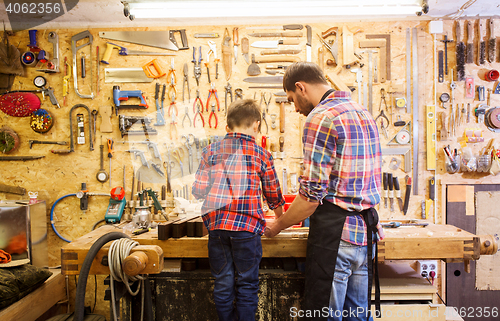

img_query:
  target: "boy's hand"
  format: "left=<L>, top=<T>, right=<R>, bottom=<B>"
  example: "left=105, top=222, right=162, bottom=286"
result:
left=264, top=221, right=281, bottom=238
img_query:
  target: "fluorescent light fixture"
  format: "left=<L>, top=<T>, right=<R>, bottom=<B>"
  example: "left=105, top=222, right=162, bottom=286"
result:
left=122, top=0, right=424, bottom=19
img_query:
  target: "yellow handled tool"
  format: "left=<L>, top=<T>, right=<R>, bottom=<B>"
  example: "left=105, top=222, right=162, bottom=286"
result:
left=101, top=42, right=122, bottom=64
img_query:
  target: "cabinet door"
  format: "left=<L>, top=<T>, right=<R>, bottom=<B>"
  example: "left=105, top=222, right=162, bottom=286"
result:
left=446, top=184, right=500, bottom=321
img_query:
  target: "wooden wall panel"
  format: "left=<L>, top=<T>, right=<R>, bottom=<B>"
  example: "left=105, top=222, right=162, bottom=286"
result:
left=1, top=19, right=499, bottom=318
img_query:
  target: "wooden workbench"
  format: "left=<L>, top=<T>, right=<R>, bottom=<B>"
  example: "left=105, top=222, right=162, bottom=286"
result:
left=61, top=221, right=496, bottom=276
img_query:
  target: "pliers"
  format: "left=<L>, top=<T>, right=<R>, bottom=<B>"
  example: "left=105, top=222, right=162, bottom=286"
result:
left=209, top=102, right=218, bottom=129
left=167, top=73, right=177, bottom=101
left=193, top=90, right=205, bottom=128
left=167, top=58, right=176, bottom=85
left=182, top=62, right=190, bottom=102
left=170, top=111, right=178, bottom=140
left=192, top=46, right=202, bottom=86
left=168, top=92, right=178, bottom=116
left=206, top=82, right=220, bottom=112
left=182, top=104, right=192, bottom=128
left=260, top=92, right=271, bottom=134
left=224, top=82, right=233, bottom=115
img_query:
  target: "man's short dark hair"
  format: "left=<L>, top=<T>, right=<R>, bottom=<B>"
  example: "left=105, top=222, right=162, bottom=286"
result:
left=283, top=62, right=328, bottom=92
left=227, top=99, right=262, bottom=132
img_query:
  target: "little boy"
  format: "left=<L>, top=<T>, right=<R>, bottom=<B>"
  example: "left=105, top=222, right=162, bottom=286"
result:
left=192, top=99, right=285, bottom=321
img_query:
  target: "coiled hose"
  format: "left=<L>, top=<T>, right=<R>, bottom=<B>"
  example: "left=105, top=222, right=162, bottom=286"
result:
left=74, top=232, right=129, bottom=321
left=50, top=194, right=76, bottom=243
left=50, top=193, right=111, bottom=242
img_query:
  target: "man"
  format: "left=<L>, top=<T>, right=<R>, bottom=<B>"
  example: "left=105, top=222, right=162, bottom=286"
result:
left=265, top=62, right=384, bottom=321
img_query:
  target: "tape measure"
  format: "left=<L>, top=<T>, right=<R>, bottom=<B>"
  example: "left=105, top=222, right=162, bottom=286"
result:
left=395, top=98, right=407, bottom=108
left=388, top=121, right=412, bottom=146
left=21, top=51, right=37, bottom=66
left=395, top=130, right=411, bottom=144
left=486, top=107, right=500, bottom=129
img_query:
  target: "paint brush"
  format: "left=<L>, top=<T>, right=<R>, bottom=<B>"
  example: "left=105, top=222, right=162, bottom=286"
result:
left=488, top=19, right=496, bottom=63
left=466, top=20, right=474, bottom=64
left=456, top=21, right=466, bottom=81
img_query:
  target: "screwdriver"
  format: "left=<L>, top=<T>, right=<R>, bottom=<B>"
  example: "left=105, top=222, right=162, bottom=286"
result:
left=107, top=138, right=114, bottom=187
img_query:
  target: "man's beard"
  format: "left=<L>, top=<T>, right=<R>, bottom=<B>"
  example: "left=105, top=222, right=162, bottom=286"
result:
left=296, top=94, right=315, bottom=116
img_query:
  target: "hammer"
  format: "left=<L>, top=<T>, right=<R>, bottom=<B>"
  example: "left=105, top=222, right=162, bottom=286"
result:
left=275, top=97, right=290, bottom=133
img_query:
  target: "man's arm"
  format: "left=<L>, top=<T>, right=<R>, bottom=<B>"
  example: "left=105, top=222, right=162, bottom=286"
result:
left=265, top=194, right=319, bottom=237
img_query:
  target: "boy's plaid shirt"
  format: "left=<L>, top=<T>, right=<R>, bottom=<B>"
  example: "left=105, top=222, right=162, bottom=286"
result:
left=192, top=133, right=285, bottom=235
left=300, top=91, right=384, bottom=245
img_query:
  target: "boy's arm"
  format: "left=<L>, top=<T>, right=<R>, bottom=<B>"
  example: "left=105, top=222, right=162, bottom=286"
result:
left=261, top=156, right=285, bottom=210
left=191, top=151, right=210, bottom=199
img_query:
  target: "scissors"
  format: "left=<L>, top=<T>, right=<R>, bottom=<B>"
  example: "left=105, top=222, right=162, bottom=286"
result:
left=171, top=147, right=185, bottom=177
left=164, top=143, right=176, bottom=181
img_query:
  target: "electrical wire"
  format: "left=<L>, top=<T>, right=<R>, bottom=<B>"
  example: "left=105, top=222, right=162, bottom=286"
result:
left=108, top=238, right=146, bottom=321
left=426, top=276, right=447, bottom=305
left=449, top=0, right=477, bottom=19
left=92, top=219, right=106, bottom=230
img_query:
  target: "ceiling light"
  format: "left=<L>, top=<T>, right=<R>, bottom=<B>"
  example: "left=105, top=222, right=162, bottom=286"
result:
left=122, top=0, right=425, bottom=20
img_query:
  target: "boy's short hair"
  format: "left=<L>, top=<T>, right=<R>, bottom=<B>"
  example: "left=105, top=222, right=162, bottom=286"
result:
left=283, top=62, right=328, bottom=92
left=227, top=99, right=262, bottom=132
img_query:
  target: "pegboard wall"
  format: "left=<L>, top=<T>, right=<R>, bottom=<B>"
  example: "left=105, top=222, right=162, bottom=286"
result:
left=0, top=19, right=499, bottom=272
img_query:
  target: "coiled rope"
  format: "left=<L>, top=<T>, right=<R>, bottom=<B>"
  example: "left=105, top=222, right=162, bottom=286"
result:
left=108, top=238, right=146, bottom=321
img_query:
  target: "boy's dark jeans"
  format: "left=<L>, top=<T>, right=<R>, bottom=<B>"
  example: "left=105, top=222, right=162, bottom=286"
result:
left=208, top=230, right=262, bottom=321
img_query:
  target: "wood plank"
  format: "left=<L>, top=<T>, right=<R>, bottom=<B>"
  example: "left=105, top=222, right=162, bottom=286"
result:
left=465, top=186, right=475, bottom=216
left=62, top=242, right=164, bottom=275
left=447, top=185, right=467, bottom=202
left=372, top=305, right=446, bottom=321
left=0, top=269, right=66, bottom=321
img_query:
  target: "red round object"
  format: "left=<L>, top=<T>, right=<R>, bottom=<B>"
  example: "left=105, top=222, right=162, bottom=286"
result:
left=110, top=186, right=125, bottom=201
left=0, top=92, right=41, bottom=117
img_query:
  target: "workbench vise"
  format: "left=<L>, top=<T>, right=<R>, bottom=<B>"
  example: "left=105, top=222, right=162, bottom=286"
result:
left=119, top=115, right=158, bottom=138
left=113, top=86, right=148, bottom=115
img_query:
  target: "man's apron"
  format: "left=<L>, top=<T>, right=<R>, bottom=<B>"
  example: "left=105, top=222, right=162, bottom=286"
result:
left=303, top=200, right=380, bottom=321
